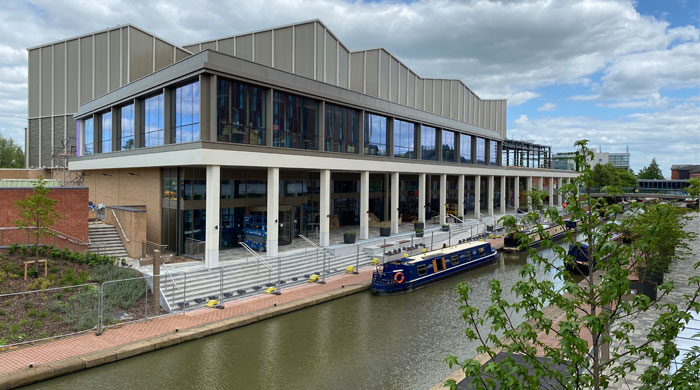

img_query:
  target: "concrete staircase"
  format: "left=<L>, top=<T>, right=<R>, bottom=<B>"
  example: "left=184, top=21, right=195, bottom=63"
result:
left=88, top=223, right=128, bottom=258
left=156, top=250, right=374, bottom=312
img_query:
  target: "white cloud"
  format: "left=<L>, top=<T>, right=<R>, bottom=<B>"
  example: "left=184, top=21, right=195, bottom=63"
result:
left=509, top=103, right=700, bottom=174
left=537, top=103, right=557, bottom=112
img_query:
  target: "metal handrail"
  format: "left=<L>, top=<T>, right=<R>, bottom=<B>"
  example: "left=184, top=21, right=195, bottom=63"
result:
left=111, top=210, right=129, bottom=242
left=0, top=226, right=89, bottom=246
left=447, top=213, right=465, bottom=224
left=161, top=261, right=180, bottom=291
left=298, top=234, right=334, bottom=257
left=238, top=241, right=273, bottom=272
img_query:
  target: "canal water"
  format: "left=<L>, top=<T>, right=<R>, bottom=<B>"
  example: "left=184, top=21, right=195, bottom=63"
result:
left=21, top=247, right=572, bottom=390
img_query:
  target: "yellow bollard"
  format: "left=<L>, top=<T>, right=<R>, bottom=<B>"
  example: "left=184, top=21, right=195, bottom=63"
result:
left=371, top=258, right=380, bottom=265
left=265, top=286, right=277, bottom=294
left=308, top=274, right=320, bottom=283
left=421, top=248, right=427, bottom=253
left=345, top=265, right=356, bottom=274
left=402, top=253, right=409, bottom=258
left=205, top=300, right=219, bottom=307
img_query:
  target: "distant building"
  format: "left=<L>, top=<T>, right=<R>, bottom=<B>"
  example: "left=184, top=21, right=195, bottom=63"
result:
left=553, top=148, right=630, bottom=171
left=671, top=165, right=700, bottom=180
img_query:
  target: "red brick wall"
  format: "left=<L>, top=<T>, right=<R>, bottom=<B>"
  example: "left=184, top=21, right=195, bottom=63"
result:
left=671, top=170, right=680, bottom=180
left=0, top=187, right=89, bottom=252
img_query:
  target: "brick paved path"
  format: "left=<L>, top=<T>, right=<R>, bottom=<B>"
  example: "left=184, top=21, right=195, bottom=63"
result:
left=0, top=267, right=375, bottom=378
left=606, top=213, right=700, bottom=389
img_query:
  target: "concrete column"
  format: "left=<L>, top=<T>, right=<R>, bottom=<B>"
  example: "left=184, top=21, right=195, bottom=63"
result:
left=266, top=167, right=279, bottom=257
left=527, top=176, right=533, bottom=212
left=418, top=173, right=426, bottom=223
left=539, top=176, right=544, bottom=191
left=549, top=177, right=554, bottom=207
left=514, top=176, right=520, bottom=211
left=500, top=176, right=506, bottom=214
left=391, top=172, right=400, bottom=234
left=383, top=173, right=390, bottom=221
left=360, top=171, right=369, bottom=240
left=457, top=174, right=465, bottom=218
left=474, top=175, right=481, bottom=219
left=320, top=169, right=331, bottom=247
left=205, top=165, right=220, bottom=269
left=487, top=175, right=494, bottom=216
left=439, top=173, right=447, bottom=225
left=557, top=178, right=563, bottom=206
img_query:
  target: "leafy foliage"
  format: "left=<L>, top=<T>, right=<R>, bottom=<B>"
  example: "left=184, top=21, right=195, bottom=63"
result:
left=637, top=158, right=665, bottom=180
left=445, top=139, right=700, bottom=390
left=0, top=134, right=24, bottom=168
left=13, top=177, right=62, bottom=259
left=687, top=178, right=700, bottom=198
left=591, top=163, right=637, bottom=188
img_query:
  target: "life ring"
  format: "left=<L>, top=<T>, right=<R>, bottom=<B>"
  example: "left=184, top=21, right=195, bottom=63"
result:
left=394, top=272, right=405, bottom=284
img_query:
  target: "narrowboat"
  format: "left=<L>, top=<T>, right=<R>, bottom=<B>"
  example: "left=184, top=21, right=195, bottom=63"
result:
left=370, top=241, right=497, bottom=295
left=565, top=233, right=622, bottom=275
left=502, top=222, right=568, bottom=252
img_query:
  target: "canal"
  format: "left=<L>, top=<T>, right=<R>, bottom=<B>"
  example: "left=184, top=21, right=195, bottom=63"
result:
left=21, top=246, right=572, bottom=390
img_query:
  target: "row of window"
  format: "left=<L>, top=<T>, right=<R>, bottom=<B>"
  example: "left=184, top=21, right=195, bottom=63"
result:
left=83, top=76, right=499, bottom=166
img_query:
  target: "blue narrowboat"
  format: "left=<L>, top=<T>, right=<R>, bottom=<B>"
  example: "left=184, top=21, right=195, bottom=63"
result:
left=370, top=241, right=498, bottom=295
left=565, top=232, right=622, bottom=275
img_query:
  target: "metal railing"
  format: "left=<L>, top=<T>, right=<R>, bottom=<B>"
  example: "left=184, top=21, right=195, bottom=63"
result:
left=111, top=210, right=129, bottom=242
left=0, top=226, right=89, bottom=251
left=238, top=241, right=274, bottom=285
left=142, top=240, right=168, bottom=259
left=184, top=238, right=205, bottom=260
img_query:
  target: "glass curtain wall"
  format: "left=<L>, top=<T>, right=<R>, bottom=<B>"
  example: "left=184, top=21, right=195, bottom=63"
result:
left=84, top=118, right=94, bottom=155
left=476, top=137, right=486, bottom=164
left=273, top=91, right=319, bottom=150
left=364, top=113, right=388, bottom=156
left=421, top=126, right=436, bottom=160
left=490, top=141, right=498, bottom=165
left=325, top=103, right=359, bottom=153
left=173, top=81, right=200, bottom=144
left=393, top=119, right=415, bottom=158
left=460, top=134, right=472, bottom=163
left=442, top=129, right=455, bottom=162
left=144, top=94, right=164, bottom=147
left=120, top=104, right=135, bottom=150
left=101, top=112, right=112, bottom=153
left=217, top=78, right=266, bottom=145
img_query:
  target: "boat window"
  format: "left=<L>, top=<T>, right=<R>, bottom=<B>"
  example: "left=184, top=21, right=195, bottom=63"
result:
left=466, top=252, right=471, bottom=260
left=451, top=255, right=459, bottom=266
left=479, top=247, right=485, bottom=255
left=417, top=264, right=427, bottom=276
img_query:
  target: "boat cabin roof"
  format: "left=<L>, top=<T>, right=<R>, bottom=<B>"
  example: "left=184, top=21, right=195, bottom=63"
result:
left=407, top=241, right=488, bottom=264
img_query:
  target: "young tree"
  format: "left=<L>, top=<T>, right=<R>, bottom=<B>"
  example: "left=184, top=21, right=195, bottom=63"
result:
left=686, top=177, right=700, bottom=198
left=445, top=140, right=700, bottom=390
left=13, top=176, right=63, bottom=258
left=0, top=134, right=25, bottom=168
left=637, top=158, right=665, bottom=180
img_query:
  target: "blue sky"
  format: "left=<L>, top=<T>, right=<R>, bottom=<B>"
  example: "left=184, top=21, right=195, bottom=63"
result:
left=0, top=0, right=698, bottom=175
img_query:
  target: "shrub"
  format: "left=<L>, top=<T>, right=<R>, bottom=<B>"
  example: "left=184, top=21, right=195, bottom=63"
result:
left=0, top=270, right=5, bottom=284
left=28, top=277, right=52, bottom=290
left=19, top=319, right=27, bottom=327
left=27, top=309, right=36, bottom=317
left=7, top=243, right=20, bottom=256
left=32, top=320, right=41, bottom=328
left=48, top=300, right=64, bottom=313
left=27, top=267, right=39, bottom=279
left=23, top=301, right=33, bottom=309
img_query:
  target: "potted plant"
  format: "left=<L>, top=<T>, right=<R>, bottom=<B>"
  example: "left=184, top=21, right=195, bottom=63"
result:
left=415, top=228, right=424, bottom=238
left=413, top=221, right=424, bottom=231
left=344, top=231, right=356, bottom=244
left=379, top=222, right=391, bottom=237
left=441, top=224, right=450, bottom=232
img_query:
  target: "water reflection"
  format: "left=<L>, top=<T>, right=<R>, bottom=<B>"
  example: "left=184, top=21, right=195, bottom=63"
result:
left=20, top=244, right=574, bottom=390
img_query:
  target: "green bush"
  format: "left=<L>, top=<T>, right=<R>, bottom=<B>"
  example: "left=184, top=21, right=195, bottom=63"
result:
left=27, top=309, right=36, bottom=317
left=7, top=243, right=20, bottom=256
left=39, top=310, right=47, bottom=318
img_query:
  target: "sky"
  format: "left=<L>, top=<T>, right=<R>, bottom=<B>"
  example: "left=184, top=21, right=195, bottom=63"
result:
left=0, top=0, right=698, bottom=175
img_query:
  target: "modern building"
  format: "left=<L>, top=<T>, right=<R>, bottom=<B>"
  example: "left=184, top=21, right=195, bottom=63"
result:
left=26, top=19, right=576, bottom=268
left=553, top=148, right=630, bottom=172
left=671, top=165, right=700, bottom=180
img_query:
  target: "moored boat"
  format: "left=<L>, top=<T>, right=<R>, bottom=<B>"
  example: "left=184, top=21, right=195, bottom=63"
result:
left=502, top=222, right=569, bottom=252
left=370, top=241, right=497, bottom=295
left=565, top=232, right=622, bottom=275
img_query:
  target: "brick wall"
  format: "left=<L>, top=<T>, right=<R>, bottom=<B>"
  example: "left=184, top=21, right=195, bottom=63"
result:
left=0, top=169, right=52, bottom=180
left=0, top=187, right=89, bottom=252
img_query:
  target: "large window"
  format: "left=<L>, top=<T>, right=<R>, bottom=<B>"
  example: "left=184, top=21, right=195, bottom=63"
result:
left=217, top=78, right=266, bottom=145
left=364, top=113, right=388, bottom=156
left=173, top=81, right=200, bottom=144
left=84, top=118, right=94, bottom=155
left=144, top=94, right=164, bottom=147
left=489, top=140, right=498, bottom=165
left=421, top=126, right=436, bottom=160
left=476, top=137, right=486, bottom=164
left=273, top=91, right=318, bottom=150
left=393, top=119, right=415, bottom=158
left=460, top=134, right=472, bottom=163
left=442, top=129, right=455, bottom=162
left=120, top=104, right=135, bottom=150
left=101, top=112, right=112, bottom=153
left=325, top=103, right=359, bottom=153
